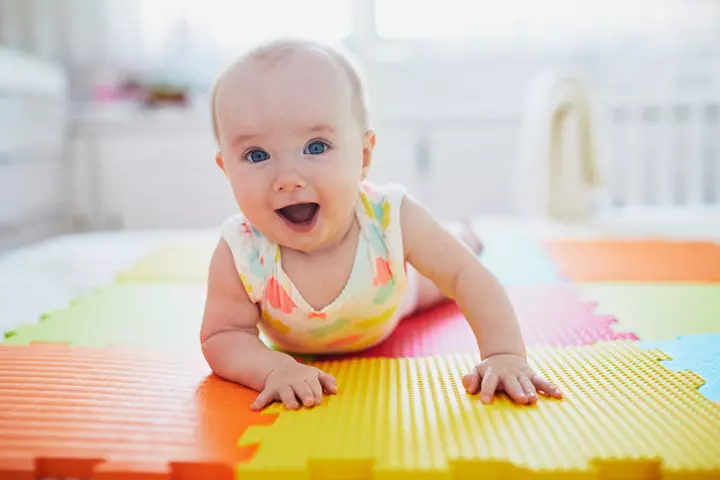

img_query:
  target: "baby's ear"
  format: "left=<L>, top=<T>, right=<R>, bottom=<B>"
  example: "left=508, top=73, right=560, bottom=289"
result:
left=215, top=152, right=226, bottom=173
left=361, top=130, right=376, bottom=179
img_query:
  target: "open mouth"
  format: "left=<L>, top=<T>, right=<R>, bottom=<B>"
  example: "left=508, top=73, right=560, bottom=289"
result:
left=275, top=202, right=319, bottom=227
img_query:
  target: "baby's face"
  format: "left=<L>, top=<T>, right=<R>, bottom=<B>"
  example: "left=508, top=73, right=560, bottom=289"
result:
left=214, top=49, right=373, bottom=253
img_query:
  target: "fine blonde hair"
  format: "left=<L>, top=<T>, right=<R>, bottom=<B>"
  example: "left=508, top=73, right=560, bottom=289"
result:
left=209, top=38, right=370, bottom=145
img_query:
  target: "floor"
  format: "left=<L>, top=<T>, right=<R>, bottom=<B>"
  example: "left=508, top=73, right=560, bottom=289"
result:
left=0, top=226, right=719, bottom=479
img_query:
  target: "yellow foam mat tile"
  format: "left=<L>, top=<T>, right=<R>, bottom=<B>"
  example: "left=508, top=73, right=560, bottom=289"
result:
left=238, top=341, right=720, bottom=479
left=116, top=241, right=216, bottom=284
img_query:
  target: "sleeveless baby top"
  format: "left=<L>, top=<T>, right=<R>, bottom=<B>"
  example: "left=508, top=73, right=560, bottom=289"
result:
left=219, top=181, right=414, bottom=354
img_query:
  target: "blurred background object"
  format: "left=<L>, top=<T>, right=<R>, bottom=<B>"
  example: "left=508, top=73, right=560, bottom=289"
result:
left=0, top=42, right=68, bottom=251
left=515, top=71, right=603, bottom=222
left=1, top=0, right=720, bottom=250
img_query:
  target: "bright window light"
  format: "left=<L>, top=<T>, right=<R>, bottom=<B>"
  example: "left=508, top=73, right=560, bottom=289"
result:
left=187, top=0, right=352, bottom=46
left=376, top=0, right=523, bottom=39
left=141, top=0, right=352, bottom=54
left=375, top=0, right=711, bottom=49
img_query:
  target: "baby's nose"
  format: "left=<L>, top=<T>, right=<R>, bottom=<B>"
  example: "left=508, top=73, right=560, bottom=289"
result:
left=272, top=170, right=307, bottom=193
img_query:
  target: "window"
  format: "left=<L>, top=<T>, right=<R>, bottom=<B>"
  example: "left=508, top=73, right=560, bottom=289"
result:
left=376, top=0, right=522, bottom=40
left=136, top=0, right=718, bottom=62
left=375, top=0, right=718, bottom=51
left=141, top=0, right=352, bottom=57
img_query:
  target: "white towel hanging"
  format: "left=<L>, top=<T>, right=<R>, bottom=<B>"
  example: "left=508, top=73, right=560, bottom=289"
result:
left=514, top=71, right=605, bottom=222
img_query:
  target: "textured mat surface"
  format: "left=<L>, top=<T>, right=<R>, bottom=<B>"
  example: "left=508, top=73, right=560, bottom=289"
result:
left=543, top=240, right=720, bottom=282
left=239, top=341, right=720, bottom=479
left=4, top=236, right=720, bottom=479
left=340, top=285, right=635, bottom=358
left=0, top=344, right=275, bottom=480
left=116, top=241, right=215, bottom=284
left=1, top=284, right=302, bottom=360
left=3, top=284, right=208, bottom=355
left=578, top=283, right=720, bottom=340
left=637, top=334, right=720, bottom=403
left=3, top=284, right=635, bottom=359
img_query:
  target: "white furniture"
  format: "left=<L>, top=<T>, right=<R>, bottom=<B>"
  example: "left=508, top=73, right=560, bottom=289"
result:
left=66, top=56, right=720, bottom=230
left=69, top=105, right=236, bottom=231
left=0, top=48, right=69, bottom=251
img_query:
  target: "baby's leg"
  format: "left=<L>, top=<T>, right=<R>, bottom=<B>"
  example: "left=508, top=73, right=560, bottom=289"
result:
left=411, top=220, right=484, bottom=313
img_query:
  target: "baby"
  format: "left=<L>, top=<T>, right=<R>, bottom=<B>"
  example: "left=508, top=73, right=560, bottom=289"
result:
left=200, top=39, right=562, bottom=411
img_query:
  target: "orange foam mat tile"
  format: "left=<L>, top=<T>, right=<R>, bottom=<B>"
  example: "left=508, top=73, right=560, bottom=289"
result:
left=542, top=240, right=720, bottom=282
left=239, top=341, right=720, bottom=479
left=0, top=344, right=276, bottom=480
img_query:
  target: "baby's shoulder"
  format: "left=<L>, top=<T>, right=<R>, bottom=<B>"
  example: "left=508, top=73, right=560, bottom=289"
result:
left=221, top=213, right=259, bottom=239
left=358, top=181, right=408, bottom=239
left=218, top=214, right=275, bottom=303
left=359, top=180, right=407, bottom=208
left=219, top=214, right=273, bottom=254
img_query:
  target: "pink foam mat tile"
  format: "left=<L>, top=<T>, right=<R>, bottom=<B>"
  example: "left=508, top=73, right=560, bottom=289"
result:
left=328, top=285, right=636, bottom=359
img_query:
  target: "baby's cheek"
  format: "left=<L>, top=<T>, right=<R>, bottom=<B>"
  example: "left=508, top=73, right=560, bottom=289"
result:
left=229, top=175, right=267, bottom=216
left=329, top=158, right=364, bottom=189
left=322, top=172, right=358, bottom=205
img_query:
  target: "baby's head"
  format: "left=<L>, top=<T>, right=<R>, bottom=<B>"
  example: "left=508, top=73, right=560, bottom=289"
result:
left=211, top=39, right=375, bottom=253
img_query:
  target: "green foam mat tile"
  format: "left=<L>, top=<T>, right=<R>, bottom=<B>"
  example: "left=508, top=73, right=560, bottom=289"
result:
left=2, top=284, right=288, bottom=357
left=3, top=284, right=208, bottom=355
left=578, top=283, right=720, bottom=341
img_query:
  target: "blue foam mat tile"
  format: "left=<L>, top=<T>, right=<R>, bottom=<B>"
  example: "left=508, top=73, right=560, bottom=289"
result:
left=637, top=333, right=720, bottom=402
left=479, top=234, right=566, bottom=285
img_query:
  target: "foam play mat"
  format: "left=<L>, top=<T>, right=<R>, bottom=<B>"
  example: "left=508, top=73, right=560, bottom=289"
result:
left=577, top=283, right=720, bottom=340
left=2, top=235, right=720, bottom=479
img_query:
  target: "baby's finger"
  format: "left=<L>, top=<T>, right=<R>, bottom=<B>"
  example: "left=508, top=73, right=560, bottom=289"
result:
left=479, top=368, right=499, bottom=403
left=306, top=378, right=324, bottom=405
left=251, top=389, right=276, bottom=411
left=318, top=371, right=338, bottom=394
left=519, top=376, right=538, bottom=404
left=277, top=385, right=300, bottom=410
left=292, top=380, right=316, bottom=407
left=532, top=375, right=563, bottom=398
left=462, top=370, right=480, bottom=394
left=503, top=376, right=528, bottom=405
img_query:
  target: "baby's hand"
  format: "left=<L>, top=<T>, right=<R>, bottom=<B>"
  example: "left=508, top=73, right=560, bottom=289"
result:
left=251, top=361, right=338, bottom=411
left=462, top=353, right=563, bottom=405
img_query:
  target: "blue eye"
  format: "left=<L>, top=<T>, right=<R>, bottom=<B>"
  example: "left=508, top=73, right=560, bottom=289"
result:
left=244, top=149, right=270, bottom=163
left=304, top=141, right=329, bottom=155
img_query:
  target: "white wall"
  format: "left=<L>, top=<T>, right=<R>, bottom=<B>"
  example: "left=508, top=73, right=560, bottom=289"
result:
left=366, top=54, right=720, bottom=216
left=65, top=51, right=720, bottom=230
left=4, top=0, right=720, bottom=232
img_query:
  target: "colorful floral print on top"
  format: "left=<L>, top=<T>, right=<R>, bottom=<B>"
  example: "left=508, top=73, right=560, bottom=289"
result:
left=220, top=182, right=410, bottom=354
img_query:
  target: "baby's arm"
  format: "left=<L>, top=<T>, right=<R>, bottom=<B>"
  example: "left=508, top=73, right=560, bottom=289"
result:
left=400, top=196, right=562, bottom=404
left=200, top=239, right=337, bottom=410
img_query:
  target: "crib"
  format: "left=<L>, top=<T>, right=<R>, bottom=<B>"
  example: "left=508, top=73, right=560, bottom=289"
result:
left=371, top=60, right=720, bottom=220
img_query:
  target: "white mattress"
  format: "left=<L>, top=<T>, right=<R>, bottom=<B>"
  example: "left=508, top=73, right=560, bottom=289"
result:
left=1, top=209, right=719, bottom=336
